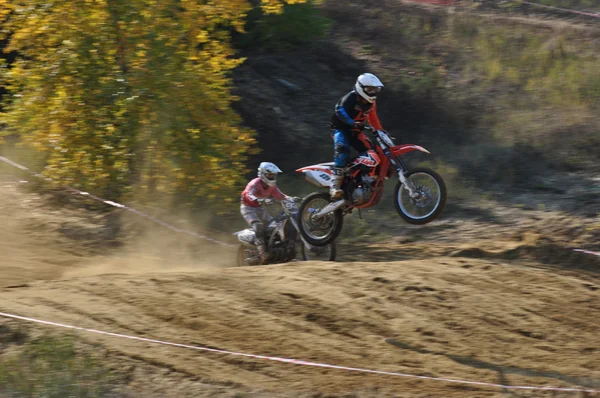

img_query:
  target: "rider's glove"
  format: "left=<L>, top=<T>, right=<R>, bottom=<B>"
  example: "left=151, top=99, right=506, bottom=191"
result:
left=257, top=198, right=275, bottom=206
left=352, top=121, right=365, bottom=131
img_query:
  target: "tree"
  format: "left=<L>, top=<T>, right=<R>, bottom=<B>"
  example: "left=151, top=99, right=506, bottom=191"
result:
left=0, top=0, right=304, bottom=205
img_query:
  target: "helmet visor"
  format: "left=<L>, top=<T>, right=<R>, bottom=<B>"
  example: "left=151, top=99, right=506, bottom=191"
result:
left=363, top=85, right=383, bottom=96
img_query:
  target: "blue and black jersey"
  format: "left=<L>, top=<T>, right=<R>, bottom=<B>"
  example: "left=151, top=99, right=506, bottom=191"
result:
left=331, top=91, right=383, bottom=133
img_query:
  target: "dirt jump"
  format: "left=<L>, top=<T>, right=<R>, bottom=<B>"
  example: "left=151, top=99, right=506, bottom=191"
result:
left=1, top=176, right=599, bottom=397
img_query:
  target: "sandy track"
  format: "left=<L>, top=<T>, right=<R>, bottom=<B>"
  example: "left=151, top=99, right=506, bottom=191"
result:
left=1, top=180, right=599, bottom=397
left=2, top=259, right=599, bottom=397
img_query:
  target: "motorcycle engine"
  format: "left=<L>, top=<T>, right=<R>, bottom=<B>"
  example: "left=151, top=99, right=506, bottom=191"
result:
left=352, top=175, right=376, bottom=205
left=271, top=240, right=296, bottom=263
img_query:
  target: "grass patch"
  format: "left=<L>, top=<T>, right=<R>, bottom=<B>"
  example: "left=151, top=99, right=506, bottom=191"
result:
left=235, top=0, right=332, bottom=51
left=0, top=324, right=28, bottom=346
left=339, top=214, right=384, bottom=245
left=0, top=330, right=123, bottom=398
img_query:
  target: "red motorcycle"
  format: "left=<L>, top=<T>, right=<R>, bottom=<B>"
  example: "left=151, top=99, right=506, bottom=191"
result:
left=296, top=126, right=447, bottom=246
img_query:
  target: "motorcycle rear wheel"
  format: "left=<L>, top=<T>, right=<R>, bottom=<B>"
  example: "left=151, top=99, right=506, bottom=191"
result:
left=237, top=245, right=259, bottom=267
left=394, top=167, right=446, bottom=225
left=298, top=192, right=344, bottom=247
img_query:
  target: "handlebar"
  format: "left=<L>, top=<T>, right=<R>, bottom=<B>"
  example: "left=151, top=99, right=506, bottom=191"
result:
left=262, top=196, right=302, bottom=206
left=361, top=125, right=375, bottom=133
left=358, top=125, right=396, bottom=145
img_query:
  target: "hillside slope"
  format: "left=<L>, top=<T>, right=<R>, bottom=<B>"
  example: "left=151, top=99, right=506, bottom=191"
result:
left=235, top=0, right=600, bottom=192
left=1, top=177, right=599, bottom=397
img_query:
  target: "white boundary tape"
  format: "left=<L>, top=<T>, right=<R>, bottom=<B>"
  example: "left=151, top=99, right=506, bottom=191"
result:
left=0, top=156, right=236, bottom=248
left=574, top=249, right=600, bottom=257
left=408, top=0, right=600, bottom=19
left=519, top=0, right=600, bottom=19
left=0, top=312, right=598, bottom=394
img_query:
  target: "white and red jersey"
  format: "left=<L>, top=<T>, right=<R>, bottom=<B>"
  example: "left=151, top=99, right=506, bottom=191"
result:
left=241, top=178, right=287, bottom=207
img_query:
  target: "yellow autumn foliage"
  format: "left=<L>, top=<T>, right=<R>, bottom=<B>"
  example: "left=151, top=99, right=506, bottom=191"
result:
left=0, top=0, right=303, bottom=206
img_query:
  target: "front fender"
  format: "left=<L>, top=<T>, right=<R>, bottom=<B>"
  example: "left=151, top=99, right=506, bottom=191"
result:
left=390, top=144, right=431, bottom=157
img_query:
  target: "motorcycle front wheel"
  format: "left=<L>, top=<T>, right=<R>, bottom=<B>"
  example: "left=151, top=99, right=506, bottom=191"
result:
left=394, top=167, right=447, bottom=225
left=299, top=239, right=337, bottom=261
left=298, top=192, right=344, bottom=246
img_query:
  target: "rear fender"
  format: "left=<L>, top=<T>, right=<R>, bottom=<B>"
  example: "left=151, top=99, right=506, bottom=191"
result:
left=296, top=164, right=334, bottom=188
left=390, top=144, right=431, bottom=157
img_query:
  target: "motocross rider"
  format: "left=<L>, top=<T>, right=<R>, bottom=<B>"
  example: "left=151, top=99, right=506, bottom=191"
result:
left=240, top=162, right=291, bottom=264
left=329, top=73, right=385, bottom=199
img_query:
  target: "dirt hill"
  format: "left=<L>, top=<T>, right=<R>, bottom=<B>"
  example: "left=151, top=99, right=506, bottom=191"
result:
left=1, top=168, right=599, bottom=397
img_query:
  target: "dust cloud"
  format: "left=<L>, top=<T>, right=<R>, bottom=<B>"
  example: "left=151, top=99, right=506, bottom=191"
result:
left=0, top=177, right=237, bottom=284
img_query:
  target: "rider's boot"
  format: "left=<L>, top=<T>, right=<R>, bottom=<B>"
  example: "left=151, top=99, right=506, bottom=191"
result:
left=257, top=243, right=270, bottom=265
left=329, top=167, right=344, bottom=200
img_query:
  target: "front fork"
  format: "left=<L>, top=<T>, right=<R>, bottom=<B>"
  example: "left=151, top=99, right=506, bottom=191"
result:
left=382, top=147, right=418, bottom=197
left=289, top=216, right=313, bottom=250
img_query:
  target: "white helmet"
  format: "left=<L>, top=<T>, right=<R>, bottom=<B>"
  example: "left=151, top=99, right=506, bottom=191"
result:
left=355, top=73, right=384, bottom=103
left=257, top=162, right=282, bottom=187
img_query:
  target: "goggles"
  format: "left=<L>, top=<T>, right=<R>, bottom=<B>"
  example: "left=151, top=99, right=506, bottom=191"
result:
left=363, top=85, right=383, bottom=95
